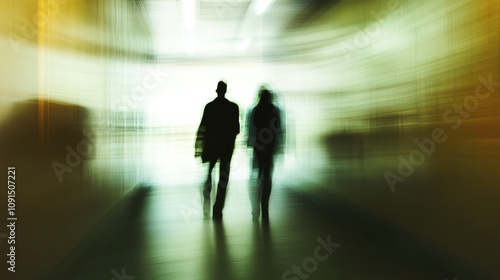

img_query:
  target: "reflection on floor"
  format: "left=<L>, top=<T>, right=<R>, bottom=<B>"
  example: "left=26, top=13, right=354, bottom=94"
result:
left=62, top=178, right=456, bottom=280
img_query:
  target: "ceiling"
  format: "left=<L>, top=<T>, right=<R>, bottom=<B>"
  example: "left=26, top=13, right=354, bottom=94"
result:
left=143, top=0, right=345, bottom=59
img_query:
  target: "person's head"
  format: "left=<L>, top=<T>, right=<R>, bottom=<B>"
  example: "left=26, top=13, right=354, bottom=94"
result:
left=258, top=87, right=272, bottom=104
left=216, top=81, right=227, bottom=97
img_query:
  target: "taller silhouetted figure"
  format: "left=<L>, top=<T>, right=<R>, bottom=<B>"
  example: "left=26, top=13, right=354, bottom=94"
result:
left=247, top=86, right=283, bottom=219
left=195, top=81, right=240, bottom=219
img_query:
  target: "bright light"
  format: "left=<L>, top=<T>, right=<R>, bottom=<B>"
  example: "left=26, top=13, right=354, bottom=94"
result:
left=255, top=0, right=275, bottom=15
left=182, top=0, right=196, bottom=30
left=238, top=38, right=252, bottom=52
left=185, top=36, right=196, bottom=53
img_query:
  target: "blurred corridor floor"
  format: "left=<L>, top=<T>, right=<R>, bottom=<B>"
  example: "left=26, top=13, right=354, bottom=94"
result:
left=61, top=179, right=456, bottom=280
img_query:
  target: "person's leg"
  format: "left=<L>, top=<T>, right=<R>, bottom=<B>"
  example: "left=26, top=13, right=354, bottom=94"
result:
left=261, top=152, right=273, bottom=218
left=250, top=149, right=262, bottom=218
left=213, top=150, right=233, bottom=218
left=204, top=159, right=217, bottom=217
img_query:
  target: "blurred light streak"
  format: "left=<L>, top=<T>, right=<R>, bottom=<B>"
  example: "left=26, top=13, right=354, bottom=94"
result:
left=182, top=0, right=197, bottom=31
left=255, top=0, right=275, bottom=16
left=184, top=36, right=197, bottom=53
left=238, top=38, right=252, bottom=52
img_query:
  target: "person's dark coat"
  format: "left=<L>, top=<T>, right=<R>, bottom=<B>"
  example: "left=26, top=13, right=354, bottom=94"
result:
left=196, top=97, right=239, bottom=163
left=247, top=103, right=283, bottom=154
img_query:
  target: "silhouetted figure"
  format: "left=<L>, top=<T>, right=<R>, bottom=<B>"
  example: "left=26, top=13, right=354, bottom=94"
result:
left=195, top=81, right=240, bottom=219
left=247, top=86, right=283, bottom=219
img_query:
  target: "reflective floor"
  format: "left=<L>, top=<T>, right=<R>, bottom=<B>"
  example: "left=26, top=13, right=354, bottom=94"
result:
left=62, top=178, right=456, bottom=280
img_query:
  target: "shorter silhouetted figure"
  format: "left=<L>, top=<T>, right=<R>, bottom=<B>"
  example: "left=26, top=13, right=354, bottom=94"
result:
left=195, top=81, right=239, bottom=219
left=247, top=86, right=283, bottom=219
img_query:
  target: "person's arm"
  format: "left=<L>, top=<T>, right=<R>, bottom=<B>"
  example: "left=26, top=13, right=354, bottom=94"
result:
left=274, top=106, right=284, bottom=153
left=195, top=105, right=208, bottom=157
left=247, top=107, right=256, bottom=148
left=233, top=104, right=240, bottom=136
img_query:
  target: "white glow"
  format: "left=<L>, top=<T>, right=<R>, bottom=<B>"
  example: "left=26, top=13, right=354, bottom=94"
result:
left=238, top=38, right=252, bottom=52
left=182, top=0, right=196, bottom=30
left=255, top=0, right=275, bottom=15
left=185, top=36, right=196, bottom=53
